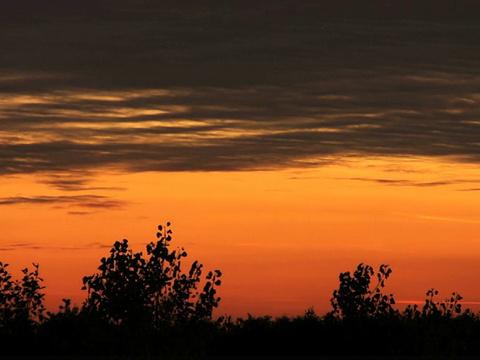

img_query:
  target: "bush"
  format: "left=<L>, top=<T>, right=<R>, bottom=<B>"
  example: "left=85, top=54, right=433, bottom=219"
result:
left=0, top=261, right=46, bottom=332
left=0, top=261, right=46, bottom=354
left=81, top=222, right=222, bottom=330
left=329, top=263, right=396, bottom=319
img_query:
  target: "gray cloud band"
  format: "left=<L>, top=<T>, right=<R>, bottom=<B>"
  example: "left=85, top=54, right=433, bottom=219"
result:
left=1, top=7, right=479, bottom=179
left=1, top=78, right=478, bottom=176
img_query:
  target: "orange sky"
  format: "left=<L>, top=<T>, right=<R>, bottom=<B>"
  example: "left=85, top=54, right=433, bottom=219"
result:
left=1, top=157, right=478, bottom=319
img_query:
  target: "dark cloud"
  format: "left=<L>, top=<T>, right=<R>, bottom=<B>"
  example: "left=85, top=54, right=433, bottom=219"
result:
left=57, top=242, right=113, bottom=250
left=0, top=241, right=115, bottom=251
left=0, top=243, right=46, bottom=251
left=0, top=2, right=479, bottom=179
left=67, top=211, right=95, bottom=216
left=336, top=178, right=478, bottom=188
left=0, top=195, right=125, bottom=209
left=39, top=173, right=126, bottom=192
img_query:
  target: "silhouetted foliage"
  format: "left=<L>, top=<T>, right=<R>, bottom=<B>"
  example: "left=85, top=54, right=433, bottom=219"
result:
left=3, top=231, right=480, bottom=357
left=81, top=222, right=222, bottom=330
left=330, top=263, right=396, bottom=319
left=0, top=261, right=46, bottom=332
left=0, top=262, right=47, bottom=355
left=403, top=288, right=464, bottom=320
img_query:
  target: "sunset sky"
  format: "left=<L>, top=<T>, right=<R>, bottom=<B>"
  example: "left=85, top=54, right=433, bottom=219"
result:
left=0, top=0, right=479, bottom=319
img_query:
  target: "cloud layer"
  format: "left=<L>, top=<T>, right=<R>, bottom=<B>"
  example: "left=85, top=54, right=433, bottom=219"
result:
left=1, top=3, right=479, bottom=181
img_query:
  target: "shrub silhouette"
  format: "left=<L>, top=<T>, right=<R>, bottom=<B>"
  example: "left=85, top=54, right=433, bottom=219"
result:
left=404, top=288, right=464, bottom=319
left=0, top=262, right=46, bottom=355
left=0, top=261, right=46, bottom=333
left=81, top=222, right=222, bottom=330
left=329, top=263, right=396, bottom=319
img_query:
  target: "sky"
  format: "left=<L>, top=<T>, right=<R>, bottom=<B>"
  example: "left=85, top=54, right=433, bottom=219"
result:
left=0, top=0, right=479, bottom=319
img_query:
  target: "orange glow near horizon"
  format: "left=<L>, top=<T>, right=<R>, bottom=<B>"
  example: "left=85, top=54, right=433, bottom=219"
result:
left=1, top=156, right=479, bottom=319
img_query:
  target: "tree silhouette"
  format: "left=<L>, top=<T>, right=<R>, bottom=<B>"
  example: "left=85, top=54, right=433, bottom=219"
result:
left=0, top=262, right=46, bottom=333
left=404, top=288, right=464, bottom=319
left=81, top=222, right=222, bottom=330
left=3, top=228, right=480, bottom=357
left=329, top=263, right=396, bottom=319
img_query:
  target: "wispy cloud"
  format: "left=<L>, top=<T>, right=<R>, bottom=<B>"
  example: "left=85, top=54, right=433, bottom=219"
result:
left=0, top=241, right=115, bottom=251
left=0, top=195, right=126, bottom=209
left=415, top=215, right=480, bottom=224
left=67, top=211, right=96, bottom=216
left=336, top=178, right=480, bottom=188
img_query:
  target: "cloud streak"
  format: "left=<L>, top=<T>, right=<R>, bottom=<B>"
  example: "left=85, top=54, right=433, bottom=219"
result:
left=0, top=195, right=125, bottom=209
left=0, top=241, right=115, bottom=251
left=337, top=178, right=480, bottom=189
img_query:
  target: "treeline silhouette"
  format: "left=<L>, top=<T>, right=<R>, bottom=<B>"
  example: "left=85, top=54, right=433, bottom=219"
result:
left=1, top=222, right=480, bottom=357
